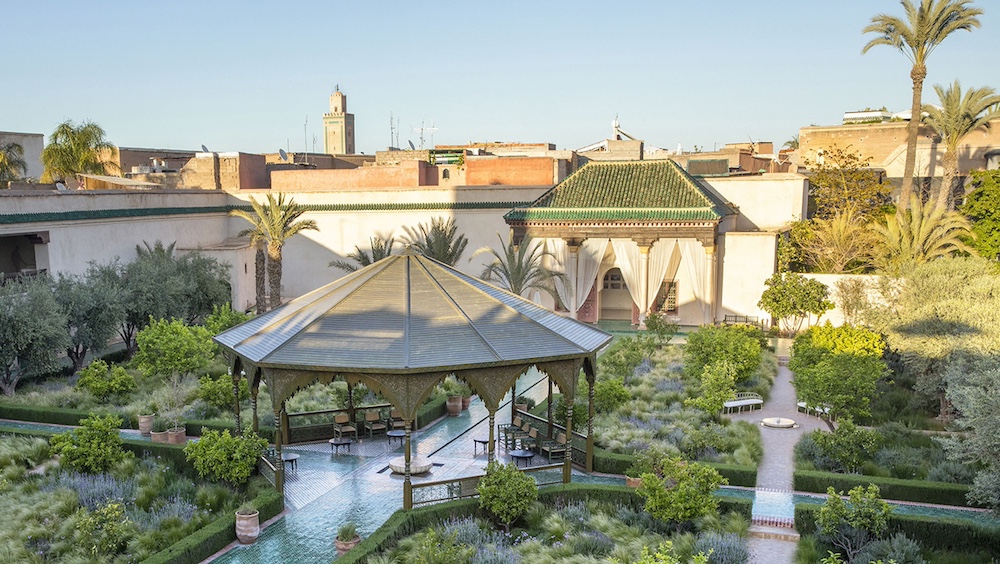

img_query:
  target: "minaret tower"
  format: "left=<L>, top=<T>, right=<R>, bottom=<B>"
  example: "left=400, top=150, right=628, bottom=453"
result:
left=323, top=85, right=355, bottom=155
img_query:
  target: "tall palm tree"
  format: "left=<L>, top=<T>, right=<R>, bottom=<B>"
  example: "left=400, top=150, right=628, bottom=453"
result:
left=471, top=235, right=569, bottom=300
left=403, top=217, right=468, bottom=266
left=231, top=194, right=318, bottom=310
left=229, top=215, right=267, bottom=314
left=862, top=0, right=983, bottom=210
left=0, top=142, right=28, bottom=185
left=783, top=135, right=800, bottom=150
left=923, top=80, right=1000, bottom=209
left=330, top=236, right=396, bottom=273
left=40, top=120, right=120, bottom=183
left=870, top=194, right=975, bottom=275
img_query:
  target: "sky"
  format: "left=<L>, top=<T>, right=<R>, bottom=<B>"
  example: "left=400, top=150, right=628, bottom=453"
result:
left=3, top=1, right=999, bottom=156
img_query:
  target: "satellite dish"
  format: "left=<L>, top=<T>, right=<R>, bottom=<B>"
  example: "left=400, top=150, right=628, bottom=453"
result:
left=278, top=148, right=288, bottom=162
left=200, top=144, right=209, bottom=153
left=407, top=140, right=416, bottom=150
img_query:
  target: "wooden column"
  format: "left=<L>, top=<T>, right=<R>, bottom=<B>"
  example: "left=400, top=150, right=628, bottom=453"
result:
left=487, top=410, right=496, bottom=463
left=546, top=377, right=554, bottom=439
left=586, top=375, right=595, bottom=473
left=274, top=405, right=285, bottom=495
left=403, top=421, right=413, bottom=510
left=346, top=383, right=356, bottom=425
left=562, top=395, right=574, bottom=484
left=232, top=370, right=242, bottom=436
left=250, top=388, right=259, bottom=435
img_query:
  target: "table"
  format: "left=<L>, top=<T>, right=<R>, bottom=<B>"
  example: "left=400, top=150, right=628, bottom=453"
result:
left=329, top=438, right=353, bottom=454
left=508, top=449, right=534, bottom=468
left=386, top=430, right=405, bottom=446
left=281, top=452, right=300, bottom=470
left=472, top=436, right=491, bottom=455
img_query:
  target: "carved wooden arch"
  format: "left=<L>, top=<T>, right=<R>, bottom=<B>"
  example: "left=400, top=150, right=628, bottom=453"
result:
left=536, top=358, right=583, bottom=402
left=263, top=368, right=341, bottom=413
left=461, top=364, right=533, bottom=412
left=341, top=372, right=447, bottom=423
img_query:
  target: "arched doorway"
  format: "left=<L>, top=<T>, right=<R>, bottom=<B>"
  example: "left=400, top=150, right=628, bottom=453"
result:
left=599, top=268, right=632, bottom=320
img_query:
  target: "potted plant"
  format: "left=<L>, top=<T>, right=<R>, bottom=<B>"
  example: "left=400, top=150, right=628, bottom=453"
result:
left=150, top=417, right=170, bottom=443
left=235, top=502, right=260, bottom=544
left=442, top=378, right=462, bottom=417
left=165, top=375, right=187, bottom=444
left=138, top=404, right=156, bottom=436
left=457, top=381, right=473, bottom=410
left=335, top=521, right=361, bottom=555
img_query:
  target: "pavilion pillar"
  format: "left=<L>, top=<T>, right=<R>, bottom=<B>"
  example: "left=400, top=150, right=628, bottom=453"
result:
left=563, top=396, right=574, bottom=484
left=231, top=370, right=242, bottom=436
left=546, top=378, right=554, bottom=439
left=487, top=410, right=496, bottom=463
left=346, top=383, right=356, bottom=427
left=567, top=242, right=580, bottom=318
left=250, top=388, right=259, bottom=435
left=704, top=245, right=717, bottom=324
left=586, top=375, right=595, bottom=473
left=403, top=421, right=413, bottom=510
left=638, top=244, right=651, bottom=326
left=274, top=405, right=285, bottom=495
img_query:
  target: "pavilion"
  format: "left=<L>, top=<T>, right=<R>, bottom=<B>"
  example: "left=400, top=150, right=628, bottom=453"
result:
left=214, top=249, right=612, bottom=508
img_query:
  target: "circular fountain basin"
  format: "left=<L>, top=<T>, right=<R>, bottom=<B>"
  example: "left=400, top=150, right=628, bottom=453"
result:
left=761, top=417, right=798, bottom=429
left=389, top=456, right=432, bottom=475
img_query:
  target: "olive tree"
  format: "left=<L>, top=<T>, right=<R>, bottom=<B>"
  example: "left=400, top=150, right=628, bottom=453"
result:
left=0, top=276, right=70, bottom=395
left=477, top=460, right=537, bottom=531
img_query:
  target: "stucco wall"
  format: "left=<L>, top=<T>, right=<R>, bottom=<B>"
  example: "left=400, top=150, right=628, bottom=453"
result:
left=801, top=273, right=881, bottom=327
left=465, top=157, right=556, bottom=186
left=0, top=131, right=45, bottom=180
left=719, top=232, right=777, bottom=321
left=704, top=174, right=808, bottom=232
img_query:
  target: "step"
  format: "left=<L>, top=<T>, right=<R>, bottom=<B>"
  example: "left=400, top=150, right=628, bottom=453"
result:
left=749, top=524, right=800, bottom=543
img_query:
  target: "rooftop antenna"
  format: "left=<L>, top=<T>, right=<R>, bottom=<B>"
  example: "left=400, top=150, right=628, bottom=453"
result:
left=278, top=148, right=288, bottom=162
left=303, top=115, right=309, bottom=165
left=412, top=121, right=438, bottom=150
left=312, top=134, right=317, bottom=155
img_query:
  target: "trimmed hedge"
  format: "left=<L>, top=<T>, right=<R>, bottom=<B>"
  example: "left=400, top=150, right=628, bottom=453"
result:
left=794, top=470, right=974, bottom=507
left=591, top=448, right=757, bottom=487
left=795, top=503, right=1000, bottom=556
left=415, top=395, right=448, bottom=429
left=143, top=488, right=284, bottom=564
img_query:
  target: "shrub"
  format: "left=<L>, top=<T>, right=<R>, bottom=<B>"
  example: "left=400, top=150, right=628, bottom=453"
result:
left=50, top=413, right=131, bottom=473
left=812, top=420, right=882, bottom=474
left=183, top=429, right=266, bottom=487
left=197, top=375, right=249, bottom=411
left=204, top=303, right=250, bottom=336
left=477, top=461, right=538, bottom=531
left=594, top=378, right=630, bottom=414
left=76, top=360, right=136, bottom=401
left=816, top=485, right=892, bottom=563
left=685, top=360, right=737, bottom=414
left=133, top=318, right=214, bottom=379
left=855, top=532, right=926, bottom=564
left=76, top=501, right=136, bottom=558
left=693, top=531, right=749, bottom=564
left=637, top=457, right=727, bottom=525
left=793, top=470, right=973, bottom=507
left=684, top=325, right=762, bottom=384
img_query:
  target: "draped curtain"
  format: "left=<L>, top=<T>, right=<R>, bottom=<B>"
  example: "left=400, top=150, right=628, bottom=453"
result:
left=543, top=238, right=572, bottom=310
left=680, top=239, right=707, bottom=318
left=645, top=238, right=677, bottom=309
left=610, top=238, right=644, bottom=313
left=575, top=238, right=609, bottom=312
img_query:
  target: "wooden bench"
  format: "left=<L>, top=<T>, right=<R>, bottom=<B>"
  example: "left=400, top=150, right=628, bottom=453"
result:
left=723, top=392, right=763, bottom=413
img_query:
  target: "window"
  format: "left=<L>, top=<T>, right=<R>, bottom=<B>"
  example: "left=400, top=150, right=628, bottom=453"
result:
left=655, top=281, right=678, bottom=313
left=603, top=271, right=623, bottom=290
left=442, top=169, right=450, bottom=180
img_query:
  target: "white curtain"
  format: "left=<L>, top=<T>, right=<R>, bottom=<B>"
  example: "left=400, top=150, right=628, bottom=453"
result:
left=543, top=238, right=572, bottom=310
left=646, top=238, right=677, bottom=309
left=611, top=238, right=644, bottom=313
left=680, top=239, right=707, bottom=318
left=575, top=238, right=609, bottom=311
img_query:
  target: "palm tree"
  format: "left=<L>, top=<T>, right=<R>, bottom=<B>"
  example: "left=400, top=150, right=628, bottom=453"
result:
left=229, top=215, right=267, bottom=314
left=231, top=194, right=318, bottom=310
left=862, top=0, right=983, bottom=210
left=0, top=142, right=28, bottom=185
left=403, top=217, right=468, bottom=266
left=330, top=236, right=396, bottom=273
left=800, top=206, right=877, bottom=273
left=40, top=120, right=120, bottom=183
left=870, top=195, right=975, bottom=275
left=923, top=80, right=1000, bottom=209
left=471, top=235, right=569, bottom=300
left=783, top=135, right=800, bottom=150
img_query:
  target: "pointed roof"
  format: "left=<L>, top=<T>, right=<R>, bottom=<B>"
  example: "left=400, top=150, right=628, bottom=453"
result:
left=505, top=159, right=734, bottom=222
left=215, top=251, right=611, bottom=373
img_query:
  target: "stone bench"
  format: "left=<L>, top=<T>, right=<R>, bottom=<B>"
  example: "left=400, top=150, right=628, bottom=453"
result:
left=723, top=392, right=763, bottom=413
left=796, top=402, right=832, bottom=419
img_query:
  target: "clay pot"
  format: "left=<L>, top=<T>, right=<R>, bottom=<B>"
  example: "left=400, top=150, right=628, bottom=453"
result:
left=625, top=476, right=642, bottom=488
left=461, top=396, right=471, bottom=410
left=138, top=415, right=154, bottom=436
left=235, top=510, right=260, bottom=544
left=150, top=430, right=169, bottom=443
left=446, top=396, right=462, bottom=416
left=167, top=427, right=186, bottom=445
left=335, top=535, right=361, bottom=555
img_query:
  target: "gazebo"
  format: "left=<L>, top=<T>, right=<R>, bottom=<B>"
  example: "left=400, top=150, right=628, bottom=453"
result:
left=214, top=249, right=611, bottom=508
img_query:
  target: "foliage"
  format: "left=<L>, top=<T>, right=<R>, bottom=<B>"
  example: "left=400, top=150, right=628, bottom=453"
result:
left=183, top=429, right=266, bottom=486
left=0, top=141, right=28, bottom=184
left=76, top=501, right=135, bottom=557
left=832, top=278, right=871, bottom=326
left=134, top=318, right=214, bottom=379
left=804, top=145, right=891, bottom=218
left=337, top=522, right=358, bottom=541
left=793, top=470, right=972, bottom=507
left=0, top=275, right=70, bottom=396
left=50, top=413, right=130, bottom=473
left=645, top=312, right=679, bottom=344
left=330, top=235, right=396, bottom=272
left=477, top=460, right=538, bottom=531
left=204, top=303, right=250, bottom=336
left=798, top=206, right=877, bottom=273
left=813, top=421, right=883, bottom=474
left=472, top=234, right=568, bottom=300
left=789, top=322, right=886, bottom=368
left=176, top=251, right=232, bottom=324
left=594, top=378, right=630, bottom=414
left=793, top=353, right=885, bottom=421
left=856, top=532, right=927, bottom=564
left=684, top=324, right=763, bottom=384
left=943, top=352, right=1000, bottom=512
left=198, top=375, right=249, bottom=411
left=600, top=335, right=655, bottom=383
left=816, top=484, right=892, bottom=563
left=685, top=360, right=737, bottom=415
left=870, top=195, right=975, bottom=276
left=619, top=542, right=709, bottom=564
left=40, top=120, right=119, bottom=181
left=636, top=457, right=727, bottom=525
left=403, top=216, right=468, bottom=266
left=76, top=359, right=136, bottom=401
left=54, top=270, right=126, bottom=372
left=758, top=272, right=834, bottom=334
left=961, top=169, right=1000, bottom=260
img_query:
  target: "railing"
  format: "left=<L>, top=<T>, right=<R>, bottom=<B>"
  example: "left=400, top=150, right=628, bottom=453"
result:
left=0, top=269, right=47, bottom=286
left=286, top=403, right=393, bottom=443
left=723, top=314, right=769, bottom=330
left=258, top=455, right=278, bottom=488
left=411, top=463, right=564, bottom=507
left=517, top=410, right=588, bottom=466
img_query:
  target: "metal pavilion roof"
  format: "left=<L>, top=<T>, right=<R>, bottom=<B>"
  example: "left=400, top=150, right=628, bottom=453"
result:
left=215, top=250, right=612, bottom=373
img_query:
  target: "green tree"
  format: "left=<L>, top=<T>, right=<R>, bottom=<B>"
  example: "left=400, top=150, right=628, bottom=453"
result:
left=792, top=353, right=885, bottom=421
left=684, top=324, right=763, bottom=383
left=471, top=234, right=568, bottom=300
left=205, top=302, right=251, bottom=336
left=790, top=322, right=887, bottom=368
left=54, top=271, right=126, bottom=371
left=961, top=170, right=1000, bottom=259
left=817, top=484, right=892, bottom=563
left=833, top=278, right=871, bottom=326
left=805, top=146, right=891, bottom=218
left=40, top=120, right=119, bottom=183
left=183, top=429, right=266, bottom=486
left=404, top=216, right=468, bottom=266
left=50, top=413, right=131, bottom=473
left=0, top=276, right=70, bottom=395
left=477, top=460, right=538, bottom=531
left=133, top=318, right=214, bottom=380
left=870, top=195, right=975, bottom=275
left=784, top=135, right=800, bottom=150
left=812, top=420, right=884, bottom=474
left=644, top=311, right=679, bottom=344
left=924, top=80, right=1000, bottom=209
left=0, top=141, right=28, bottom=185
left=863, top=0, right=983, bottom=210
left=758, top=272, right=834, bottom=334
left=176, top=251, right=231, bottom=324
left=76, top=360, right=136, bottom=401
left=942, top=353, right=1000, bottom=511
left=231, top=194, right=318, bottom=310
left=330, top=235, right=396, bottom=273
left=684, top=360, right=737, bottom=415
left=799, top=206, right=877, bottom=273
left=636, top=457, right=727, bottom=527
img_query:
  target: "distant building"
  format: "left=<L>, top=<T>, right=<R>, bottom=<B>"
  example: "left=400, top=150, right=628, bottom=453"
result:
left=323, top=88, right=356, bottom=155
left=0, top=131, right=45, bottom=180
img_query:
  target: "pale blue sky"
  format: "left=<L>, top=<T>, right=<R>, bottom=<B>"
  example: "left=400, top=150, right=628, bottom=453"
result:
left=3, top=1, right=998, bottom=155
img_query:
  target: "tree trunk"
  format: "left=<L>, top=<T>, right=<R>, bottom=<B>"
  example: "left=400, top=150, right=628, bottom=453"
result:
left=254, top=243, right=267, bottom=314
left=935, top=150, right=959, bottom=210
left=267, top=244, right=282, bottom=310
left=900, top=64, right=927, bottom=210
left=67, top=345, right=87, bottom=372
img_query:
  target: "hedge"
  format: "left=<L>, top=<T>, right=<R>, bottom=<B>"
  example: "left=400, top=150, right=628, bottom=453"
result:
left=591, top=448, right=757, bottom=487
left=143, top=487, right=284, bottom=564
left=415, top=395, right=448, bottom=429
left=793, top=470, right=974, bottom=507
left=795, top=503, right=1000, bottom=556
left=337, top=484, right=753, bottom=564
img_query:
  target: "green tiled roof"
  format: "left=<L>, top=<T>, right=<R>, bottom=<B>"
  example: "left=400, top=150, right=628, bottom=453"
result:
left=505, top=160, right=733, bottom=222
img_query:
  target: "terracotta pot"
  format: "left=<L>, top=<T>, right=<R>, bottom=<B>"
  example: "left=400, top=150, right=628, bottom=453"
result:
left=335, top=534, right=361, bottom=555
left=150, top=430, right=169, bottom=443
left=625, top=476, right=642, bottom=488
left=167, top=427, right=186, bottom=444
left=446, top=396, right=462, bottom=416
left=235, top=510, right=260, bottom=544
left=138, top=415, right=154, bottom=435
left=461, top=396, right=471, bottom=410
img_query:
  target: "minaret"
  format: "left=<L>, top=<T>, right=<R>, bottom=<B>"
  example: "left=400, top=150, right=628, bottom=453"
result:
left=323, top=85, right=355, bottom=155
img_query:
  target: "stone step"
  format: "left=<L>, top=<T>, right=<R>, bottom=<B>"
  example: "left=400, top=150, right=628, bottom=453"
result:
left=749, top=524, right=800, bottom=542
